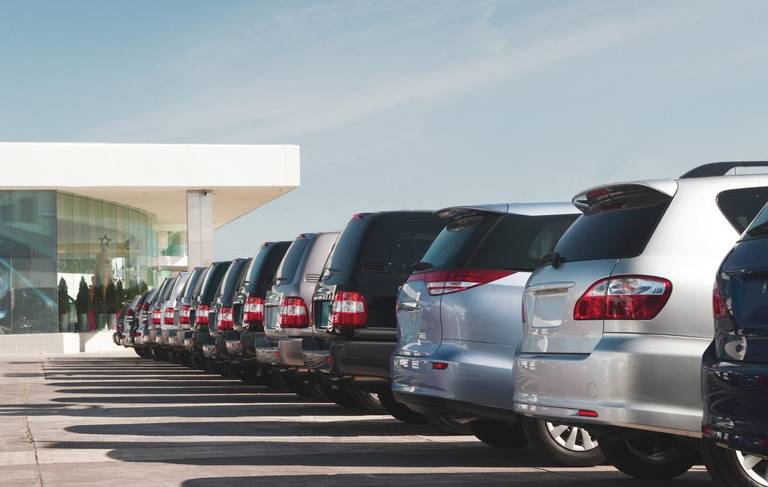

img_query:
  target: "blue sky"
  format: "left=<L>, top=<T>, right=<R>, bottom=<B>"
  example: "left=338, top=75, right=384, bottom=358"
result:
left=2, top=1, right=768, bottom=259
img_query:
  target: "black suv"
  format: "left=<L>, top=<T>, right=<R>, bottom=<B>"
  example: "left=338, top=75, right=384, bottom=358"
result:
left=281, top=211, right=445, bottom=413
left=187, top=261, right=231, bottom=369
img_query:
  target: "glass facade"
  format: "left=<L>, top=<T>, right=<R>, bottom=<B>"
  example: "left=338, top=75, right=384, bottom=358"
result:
left=0, top=190, right=170, bottom=335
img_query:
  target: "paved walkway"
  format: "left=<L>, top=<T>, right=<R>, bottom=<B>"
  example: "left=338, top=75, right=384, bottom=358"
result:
left=0, top=352, right=713, bottom=486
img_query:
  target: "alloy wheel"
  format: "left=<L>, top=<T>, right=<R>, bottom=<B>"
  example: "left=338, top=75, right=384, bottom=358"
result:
left=736, top=451, right=768, bottom=486
left=546, top=422, right=599, bottom=452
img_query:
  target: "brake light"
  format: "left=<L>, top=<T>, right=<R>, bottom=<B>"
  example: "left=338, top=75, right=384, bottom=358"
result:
left=180, top=305, right=191, bottom=325
left=164, top=307, right=175, bottom=325
left=432, top=361, right=449, bottom=370
left=217, top=306, right=234, bottom=331
left=151, top=308, right=162, bottom=325
left=196, top=304, right=210, bottom=326
left=244, top=296, right=265, bottom=324
left=331, top=291, right=367, bottom=328
left=578, top=409, right=599, bottom=418
left=574, top=275, right=672, bottom=321
left=279, top=297, right=308, bottom=328
left=141, top=302, right=150, bottom=311
left=713, top=283, right=727, bottom=319
left=409, top=269, right=514, bottom=296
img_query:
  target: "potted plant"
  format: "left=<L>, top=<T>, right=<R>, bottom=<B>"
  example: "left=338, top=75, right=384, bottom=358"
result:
left=75, top=277, right=89, bottom=332
left=57, top=277, right=70, bottom=332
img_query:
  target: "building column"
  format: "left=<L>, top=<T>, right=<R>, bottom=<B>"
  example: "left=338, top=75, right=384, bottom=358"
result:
left=186, top=190, right=213, bottom=270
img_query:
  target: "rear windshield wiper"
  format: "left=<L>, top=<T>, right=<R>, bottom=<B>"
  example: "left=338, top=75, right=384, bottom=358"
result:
left=412, top=261, right=434, bottom=271
left=747, top=221, right=768, bottom=237
left=542, top=252, right=567, bottom=269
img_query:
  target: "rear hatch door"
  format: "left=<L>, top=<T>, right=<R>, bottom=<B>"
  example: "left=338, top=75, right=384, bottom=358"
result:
left=522, top=183, right=675, bottom=354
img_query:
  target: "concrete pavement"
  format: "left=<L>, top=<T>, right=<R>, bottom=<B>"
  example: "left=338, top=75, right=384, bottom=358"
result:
left=0, top=352, right=713, bottom=486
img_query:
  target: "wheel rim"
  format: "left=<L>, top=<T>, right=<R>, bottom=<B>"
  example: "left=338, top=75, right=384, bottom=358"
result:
left=736, top=451, right=768, bottom=486
left=546, top=422, right=599, bottom=452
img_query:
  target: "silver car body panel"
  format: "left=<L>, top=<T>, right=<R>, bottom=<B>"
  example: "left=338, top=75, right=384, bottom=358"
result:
left=515, top=174, right=768, bottom=437
left=262, top=232, right=338, bottom=356
left=392, top=202, right=579, bottom=411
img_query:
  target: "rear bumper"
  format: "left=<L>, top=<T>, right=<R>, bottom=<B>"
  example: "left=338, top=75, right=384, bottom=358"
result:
left=703, top=343, right=768, bottom=456
left=278, top=338, right=305, bottom=368
left=392, top=340, right=517, bottom=413
left=330, top=339, right=395, bottom=382
left=513, top=333, right=710, bottom=438
left=393, top=391, right=518, bottom=422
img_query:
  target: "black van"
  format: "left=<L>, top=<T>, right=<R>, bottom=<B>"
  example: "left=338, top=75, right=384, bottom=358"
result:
left=279, top=211, right=445, bottom=407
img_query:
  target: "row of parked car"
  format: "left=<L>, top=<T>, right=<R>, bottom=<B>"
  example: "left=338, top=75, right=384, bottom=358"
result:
left=114, top=161, right=768, bottom=487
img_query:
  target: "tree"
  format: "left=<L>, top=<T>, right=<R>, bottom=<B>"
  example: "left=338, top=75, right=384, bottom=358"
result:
left=57, top=278, right=69, bottom=317
left=105, top=279, right=117, bottom=314
left=75, top=277, right=89, bottom=316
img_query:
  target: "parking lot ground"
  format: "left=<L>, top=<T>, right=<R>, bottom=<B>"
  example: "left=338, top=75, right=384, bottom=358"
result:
left=0, top=352, right=713, bottom=487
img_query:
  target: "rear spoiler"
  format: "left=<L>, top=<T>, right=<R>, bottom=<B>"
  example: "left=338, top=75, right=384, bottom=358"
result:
left=681, top=161, right=768, bottom=178
left=572, top=182, right=675, bottom=214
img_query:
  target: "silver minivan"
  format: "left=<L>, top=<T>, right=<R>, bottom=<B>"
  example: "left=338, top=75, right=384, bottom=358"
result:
left=391, top=203, right=599, bottom=463
left=514, top=164, right=768, bottom=480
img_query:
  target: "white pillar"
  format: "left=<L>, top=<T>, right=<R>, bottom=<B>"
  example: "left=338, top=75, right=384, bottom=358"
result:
left=187, top=190, right=213, bottom=270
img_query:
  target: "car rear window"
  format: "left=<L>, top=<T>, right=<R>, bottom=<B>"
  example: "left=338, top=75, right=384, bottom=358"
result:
left=422, top=212, right=577, bottom=271
left=743, top=201, right=768, bottom=241
left=245, top=242, right=290, bottom=295
left=276, top=237, right=310, bottom=283
left=199, top=262, right=230, bottom=303
left=717, top=187, right=768, bottom=233
left=554, top=186, right=671, bottom=262
left=218, top=259, right=249, bottom=302
left=185, top=268, right=207, bottom=300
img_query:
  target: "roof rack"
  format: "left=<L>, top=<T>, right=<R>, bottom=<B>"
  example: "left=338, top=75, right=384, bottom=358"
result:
left=680, top=161, right=768, bottom=179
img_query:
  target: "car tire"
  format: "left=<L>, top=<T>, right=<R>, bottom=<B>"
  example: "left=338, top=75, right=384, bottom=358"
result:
left=425, top=414, right=474, bottom=435
left=603, top=432, right=697, bottom=480
left=348, top=389, right=386, bottom=414
left=378, top=388, right=427, bottom=424
left=703, top=439, right=768, bottom=487
left=521, top=417, right=605, bottom=467
left=134, top=348, right=148, bottom=358
left=472, top=419, right=529, bottom=449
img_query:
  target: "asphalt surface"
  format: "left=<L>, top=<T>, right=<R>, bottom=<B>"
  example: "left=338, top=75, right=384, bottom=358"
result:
left=0, top=351, right=714, bottom=486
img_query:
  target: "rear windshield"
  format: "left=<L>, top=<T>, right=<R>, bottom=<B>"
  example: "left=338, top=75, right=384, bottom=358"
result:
left=718, top=187, right=768, bottom=233
left=276, top=237, right=310, bottom=283
left=182, top=268, right=204, bottom=300
left=743, top=201, right=768, bottom=241
left=326, top=214, right=445, bottom=277
left=554, top=187, right=670, bottom=262
left=199, top=262, right=230, bottom=303
left=422, top=213, right=577, bottom=271
left=158, top=278, right=176, bottom=302
left=245, top=242, right=290, bottom=295
left=218, top=259, right=249, bottom=301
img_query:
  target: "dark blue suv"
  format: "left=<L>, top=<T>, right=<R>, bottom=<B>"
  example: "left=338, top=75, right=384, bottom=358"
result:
left=703, top=201, right=768, bottom=487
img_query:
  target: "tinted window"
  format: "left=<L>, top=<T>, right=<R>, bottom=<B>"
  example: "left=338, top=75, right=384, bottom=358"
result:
left=276, top=237, right=310, bottom=283
left=218, top=259, right=249, bottom=302
left=718, top=187, right=768, bottom=233
left=744, top=202, right=768, bottom=241
left=199, top=262, right=230, bottom=303
left=357, top=214, right=446, bottom=276
left=326, top=217, right=367, bottom=276
left=188, top=267, right=208, bottom=300
left=422, top=213, right=577, bottom=271
left=555, top=188, right=670, bottom=262
left=182, top=268, right=205, bottom=301
left=245, top=242, right=290, bottom=295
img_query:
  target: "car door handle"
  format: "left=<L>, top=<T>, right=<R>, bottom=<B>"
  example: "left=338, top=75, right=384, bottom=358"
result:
left=398, top=302, right=422, bottom=312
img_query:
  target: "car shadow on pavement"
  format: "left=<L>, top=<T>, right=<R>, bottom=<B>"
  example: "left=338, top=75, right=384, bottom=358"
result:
left=0, top=403, right=351, bottom=418
left=65, top=419, right=445, bottom=437
left=179, top=472, right=712, bottom=487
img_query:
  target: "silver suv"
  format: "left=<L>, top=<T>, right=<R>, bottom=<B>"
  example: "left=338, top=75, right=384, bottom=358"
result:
left=391, top=203, right=603, bottom=464
left=514, top=163, right=768, bottom=480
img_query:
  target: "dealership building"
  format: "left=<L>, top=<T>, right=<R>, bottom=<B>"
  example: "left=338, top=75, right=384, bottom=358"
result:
left=0, top=143, right=300, bottom=353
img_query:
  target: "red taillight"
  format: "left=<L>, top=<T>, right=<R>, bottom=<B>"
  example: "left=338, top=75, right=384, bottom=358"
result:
left=279, top=297, right=308, bottom=328
left=432, top=361, right=449, bottom=370
left=180, top=305, right=191, bottom=325
left=151, top=308, right=162, bottom=325
left=244, top=296, right=265, bottom=324
left=141, top=302, right=150, bottom=311
left=217, top=306, right=234, bottom=331
left=578, top=409, right=599, bottom=418
left=574, top=275, right=672, bottom=321
left=331, top=291, right=367, bottom=328
left=196, top=304, right=210, bottom=326
left=713, top=283, right=727, bottom=319
left=163, top=307, right=175, bottom=325
left=409, top=269, right=514, bottom=296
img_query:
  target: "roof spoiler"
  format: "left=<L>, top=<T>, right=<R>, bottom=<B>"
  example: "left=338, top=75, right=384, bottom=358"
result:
left=681, top=161, right=768, bottom=179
